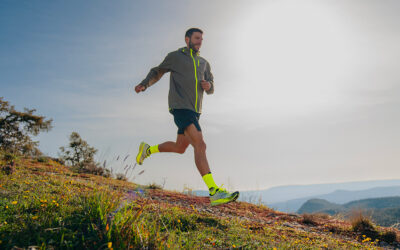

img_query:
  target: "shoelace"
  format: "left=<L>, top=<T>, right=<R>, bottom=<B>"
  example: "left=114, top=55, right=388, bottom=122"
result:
left=217, top=184, right=228, bottom=193
left=145, top=147, right=151, bottom=158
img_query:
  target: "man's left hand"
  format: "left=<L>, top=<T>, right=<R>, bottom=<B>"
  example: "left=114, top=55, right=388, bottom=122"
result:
left=201, top=80, right=211, bottom=91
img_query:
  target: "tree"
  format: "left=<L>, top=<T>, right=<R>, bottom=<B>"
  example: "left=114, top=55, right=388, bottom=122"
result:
left=59, top=132, right=98, bottom=169
left=59, top=132, right=111, bottom=177
left=0, top=97, right=52, bottom=155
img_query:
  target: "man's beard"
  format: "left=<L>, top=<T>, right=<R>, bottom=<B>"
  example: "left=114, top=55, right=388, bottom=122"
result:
left=189, top=40, right=199, bottom=53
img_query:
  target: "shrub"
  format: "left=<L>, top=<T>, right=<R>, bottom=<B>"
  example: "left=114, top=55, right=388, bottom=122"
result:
left=2, top=152, right=17, bottom=164
left=59, top=132, right=97, bottom=169
left=147, top=182, right=162, bottom=190
left=350, top=211, right=379, bottom=240
left=381, top=230, right=397, bottom=244
left=301, top=213, right=319, bottom=226
left=50, top=157, right=65, bottom=165
left=0, top=152, right=17, bottom=175
left=115, top=173, right=127, bottom=181
left=0, top=164, right=14, bottom=175
left=36, top=156, right=49, bottom=163
left=58, top=132, right=112, bottom=177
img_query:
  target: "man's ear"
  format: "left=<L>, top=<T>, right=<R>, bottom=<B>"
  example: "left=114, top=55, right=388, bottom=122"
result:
left=185, top=36, right=189, bottom=45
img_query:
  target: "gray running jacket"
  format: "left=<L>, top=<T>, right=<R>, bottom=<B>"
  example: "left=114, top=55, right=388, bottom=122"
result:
left=139, top=47, right=214, bottom=113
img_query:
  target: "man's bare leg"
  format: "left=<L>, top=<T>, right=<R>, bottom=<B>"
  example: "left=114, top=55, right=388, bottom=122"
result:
left=136, top=135, right=189, bottom=165
left=183, top=123, right=210, bottom=176
left=158, top=134, right=190, bottom=154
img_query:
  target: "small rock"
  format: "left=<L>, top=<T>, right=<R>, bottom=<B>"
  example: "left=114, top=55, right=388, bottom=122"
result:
left=282, top=222, right=295, bottom=228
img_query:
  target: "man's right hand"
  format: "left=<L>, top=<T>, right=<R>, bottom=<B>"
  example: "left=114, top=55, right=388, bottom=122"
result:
left=134, top=84, right=146, bottom=93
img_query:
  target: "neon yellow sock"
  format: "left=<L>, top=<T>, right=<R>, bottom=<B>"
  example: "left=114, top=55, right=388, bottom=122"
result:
left=149, top=144, right=159, bottom=154
left=202, top=172, right=218, bottom=193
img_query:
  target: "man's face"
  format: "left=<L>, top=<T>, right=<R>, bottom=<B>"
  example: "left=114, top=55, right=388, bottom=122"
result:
left=187, top=32, right=203, bottom=52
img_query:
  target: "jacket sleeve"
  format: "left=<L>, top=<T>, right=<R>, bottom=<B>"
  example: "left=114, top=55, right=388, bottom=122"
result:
left=204, top=61, right=214, bottom=95
left=139, top=52, right=174, bottom=90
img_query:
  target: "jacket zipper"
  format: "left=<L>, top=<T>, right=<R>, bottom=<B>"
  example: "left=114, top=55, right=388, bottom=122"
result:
left=190, top=49, right=199, bottom=112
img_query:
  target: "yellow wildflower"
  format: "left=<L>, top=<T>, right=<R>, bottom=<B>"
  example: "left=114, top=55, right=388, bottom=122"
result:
left=177, top=219, right=181, bottom=223
left=32, top=216, right=38, bottom=220
left=12, top=201, right=18, bottom=205
left=108, top=242, right=112, bottom=248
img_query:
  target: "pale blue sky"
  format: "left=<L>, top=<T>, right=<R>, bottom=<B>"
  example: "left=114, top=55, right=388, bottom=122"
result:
left=1, top=0, right=399, bottom=191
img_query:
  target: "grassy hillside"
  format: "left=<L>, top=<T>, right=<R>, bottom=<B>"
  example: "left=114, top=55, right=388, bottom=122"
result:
left=1, top=157, right=399, bottom=249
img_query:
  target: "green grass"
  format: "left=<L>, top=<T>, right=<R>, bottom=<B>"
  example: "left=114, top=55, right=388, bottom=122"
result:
left=0, top=157, right=389, bottom=249
left=0, top=159, right=122, bottom=249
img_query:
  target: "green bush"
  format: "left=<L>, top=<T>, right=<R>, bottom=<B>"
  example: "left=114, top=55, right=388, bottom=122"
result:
left=146, top=182, right=162, bottom=190
left=37, top=156, right=49, bottom=163
left=381, top=230, right=397, bottom=244
left=115, top=173, right=127, bottom=181
left=2, top=152, right=18, bottom=164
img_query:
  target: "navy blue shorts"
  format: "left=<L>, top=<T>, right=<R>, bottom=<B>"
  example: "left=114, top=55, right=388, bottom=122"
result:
left=169, top=109, right=201, bottom=134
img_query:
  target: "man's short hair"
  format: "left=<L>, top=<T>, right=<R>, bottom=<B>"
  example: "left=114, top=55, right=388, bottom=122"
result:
left=185, top=28, right=203, bottom=38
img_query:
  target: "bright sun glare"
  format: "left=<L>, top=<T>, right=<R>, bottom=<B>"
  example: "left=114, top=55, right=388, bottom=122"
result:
left=223, top=2, right=360, bottom=123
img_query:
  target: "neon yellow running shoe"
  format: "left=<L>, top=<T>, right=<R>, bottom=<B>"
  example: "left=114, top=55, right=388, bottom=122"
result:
left=209, top=186, right=239, bottom=206
left=136, top=142, right=150, bottom=165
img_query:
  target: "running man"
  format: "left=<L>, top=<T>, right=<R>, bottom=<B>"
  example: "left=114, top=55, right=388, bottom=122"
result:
left=134, top=28, right=239, bottom=206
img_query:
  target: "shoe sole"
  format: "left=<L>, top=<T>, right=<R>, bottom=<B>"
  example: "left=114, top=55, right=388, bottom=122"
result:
left=211, top=191, right=240, bottom=206
left=136, top=142, right=145, bottom=165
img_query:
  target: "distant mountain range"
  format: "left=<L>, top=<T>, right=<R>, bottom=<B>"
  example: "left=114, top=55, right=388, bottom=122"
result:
left=238, top=179, right=400, bottom=204
left=298, top=196, right=400, bottom=228
left=269, top=186, right=400, bottom=213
